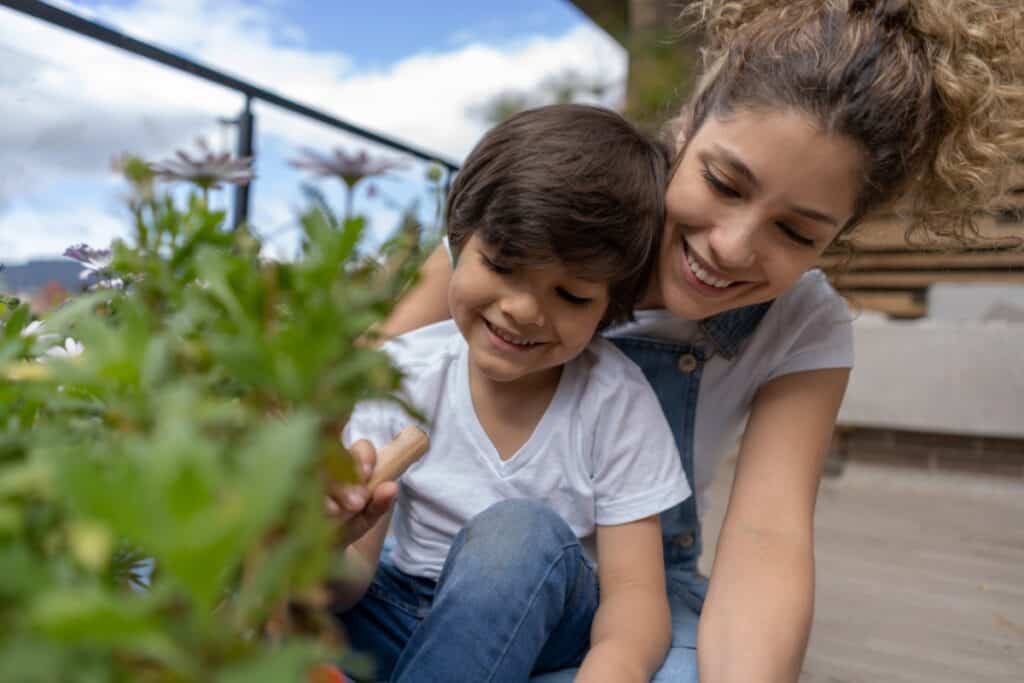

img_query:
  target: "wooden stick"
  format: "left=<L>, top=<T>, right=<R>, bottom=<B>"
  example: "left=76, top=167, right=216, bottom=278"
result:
left=367, top=425, right=429, bottom=488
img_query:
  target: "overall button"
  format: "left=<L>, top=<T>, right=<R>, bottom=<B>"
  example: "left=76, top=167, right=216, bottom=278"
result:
left=677, top=353, right=698, bottom=373
left=671, top=532, right=695, bottom=548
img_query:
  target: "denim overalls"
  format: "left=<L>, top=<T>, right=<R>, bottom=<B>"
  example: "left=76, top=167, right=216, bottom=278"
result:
left=533, top=301, right=772, bottom=683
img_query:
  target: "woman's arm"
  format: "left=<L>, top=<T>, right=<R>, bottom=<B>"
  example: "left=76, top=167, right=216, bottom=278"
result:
left=697, top=367, right=850, bottom=683
left=576, top=515, right=672, bottom=683
left=377, top=244, right=453, bottom=339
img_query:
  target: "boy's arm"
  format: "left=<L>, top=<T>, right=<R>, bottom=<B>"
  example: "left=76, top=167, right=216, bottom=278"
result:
left=325, top=437, right=396, bottom=611
left=328, top=429, right=429, bottom=610
left=576, top=515, right=671, bottom=683
left=329, top=509, right=393, bottom=611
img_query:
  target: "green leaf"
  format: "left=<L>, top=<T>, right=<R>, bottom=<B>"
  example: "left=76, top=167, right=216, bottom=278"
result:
left=1, top=302, right=31, bottom=340
left=31, top=588, right=180, bottom=662
left=216, top=641, right=327, bottom=683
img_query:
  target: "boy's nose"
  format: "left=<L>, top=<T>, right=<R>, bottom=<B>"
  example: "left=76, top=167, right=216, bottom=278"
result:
left=499, top=291, right=545, bottom=328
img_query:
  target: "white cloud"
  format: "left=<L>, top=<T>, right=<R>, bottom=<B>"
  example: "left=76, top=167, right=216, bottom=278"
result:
left=0, top=0, right=627, bottom=263
left=0, top=204, right=127, bottom=262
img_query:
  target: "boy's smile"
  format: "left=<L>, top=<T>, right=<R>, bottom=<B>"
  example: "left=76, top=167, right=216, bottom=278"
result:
left=449, top=234, right=609, bottom=391
left=481, top=317, right=548, bottom=350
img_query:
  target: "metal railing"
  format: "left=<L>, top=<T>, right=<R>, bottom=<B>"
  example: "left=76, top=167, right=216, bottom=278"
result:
left=2, top=0, right=460, bottom=228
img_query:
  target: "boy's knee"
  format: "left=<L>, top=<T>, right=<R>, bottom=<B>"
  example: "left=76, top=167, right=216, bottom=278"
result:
left=450, top=499, right=578, bottom=574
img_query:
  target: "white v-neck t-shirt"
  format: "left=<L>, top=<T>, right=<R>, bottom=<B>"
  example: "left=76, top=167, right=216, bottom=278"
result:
left=343, top=320, right=689, bottom=581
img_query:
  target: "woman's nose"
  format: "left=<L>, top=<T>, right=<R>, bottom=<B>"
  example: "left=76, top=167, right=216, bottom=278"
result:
left=707, top=220, right=757, bottom=271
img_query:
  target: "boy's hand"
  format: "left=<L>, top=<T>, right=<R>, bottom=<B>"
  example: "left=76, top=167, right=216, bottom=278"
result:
left=326, top=427, right=429, bottom=547
left=325, top=439, right=398, bottom=546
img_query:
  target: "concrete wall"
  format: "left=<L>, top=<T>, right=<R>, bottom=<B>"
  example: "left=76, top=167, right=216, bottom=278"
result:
left=929, top=284, right=1024, bottom=323
left=838, top=316, right=1024, bottom=439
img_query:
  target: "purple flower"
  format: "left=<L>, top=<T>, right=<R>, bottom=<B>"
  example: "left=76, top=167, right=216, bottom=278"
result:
left=63, top=243, right=122, bottom=289
left=150, top=138, right=254, bottom=190
left=64, top=244, right=112, bottom=277
left=289, top=147, right=405, bottom=188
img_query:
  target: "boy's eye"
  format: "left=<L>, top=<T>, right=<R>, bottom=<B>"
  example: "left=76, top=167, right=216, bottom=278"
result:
left=777, top=222, right=816, bottom=248
left=481, top=253, right=512, bottom=274
left=556, top=287, right=592, bottom=306
left=702, top=164, right=741, bottom=199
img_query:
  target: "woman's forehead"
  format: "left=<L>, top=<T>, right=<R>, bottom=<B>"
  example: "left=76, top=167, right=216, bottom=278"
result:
left=682, top=110, right=862, bottom=219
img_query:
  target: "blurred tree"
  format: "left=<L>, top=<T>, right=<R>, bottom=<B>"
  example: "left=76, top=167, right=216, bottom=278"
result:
left=568, top=0, right=700, bottom=132
left=469, top=70, right=617, bottom=126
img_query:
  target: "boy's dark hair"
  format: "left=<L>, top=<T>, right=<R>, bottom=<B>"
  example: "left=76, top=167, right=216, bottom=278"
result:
left=446, top=104, right=669, bottom=327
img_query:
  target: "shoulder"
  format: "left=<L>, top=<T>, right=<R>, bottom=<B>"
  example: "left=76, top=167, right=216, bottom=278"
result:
left=381, top=320, right=463, bottom=375
left=772, top=270, right=851, bottom=326
left=749, top=269, right=854, bottom=377
left=570, top=338, right=669, bottom=425
left=771, top=269, right=850, bottom=324
left=574, top=337, right=654, bottom=393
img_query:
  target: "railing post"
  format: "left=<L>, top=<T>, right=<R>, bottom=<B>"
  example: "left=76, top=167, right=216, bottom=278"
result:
left=232, top=97, right=255, bottom=230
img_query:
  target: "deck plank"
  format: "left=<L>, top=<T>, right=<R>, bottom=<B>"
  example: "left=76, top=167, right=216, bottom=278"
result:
left=699, top=461, right=1024, bottom=682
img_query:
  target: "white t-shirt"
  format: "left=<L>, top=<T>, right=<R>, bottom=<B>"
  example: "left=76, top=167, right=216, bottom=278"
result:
left=606, top=270, right=854, bottom=512
left=344, top=321, right=690, bottom=581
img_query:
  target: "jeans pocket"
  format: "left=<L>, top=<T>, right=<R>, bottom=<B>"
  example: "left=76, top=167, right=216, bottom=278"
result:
left=364, top=562, right=433, bottom=618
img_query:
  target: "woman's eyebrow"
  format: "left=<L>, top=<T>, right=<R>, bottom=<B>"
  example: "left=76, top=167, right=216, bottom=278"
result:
left=712, top=144, right=839, bottom=227
left=712, top=144, right=760, bottom=189
left=789, top=205, right=838, bottom=227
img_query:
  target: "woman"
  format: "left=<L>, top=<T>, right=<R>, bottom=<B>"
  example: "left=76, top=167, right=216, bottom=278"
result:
left=360, top=0, right=1023, bottom=680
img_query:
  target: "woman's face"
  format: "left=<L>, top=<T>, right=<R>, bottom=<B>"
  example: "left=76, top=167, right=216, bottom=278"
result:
left=651, top=108, right=863, bottom=319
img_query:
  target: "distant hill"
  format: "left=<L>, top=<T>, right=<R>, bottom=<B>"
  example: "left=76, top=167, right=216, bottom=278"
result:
left=0, top=260, right=86, bottom=294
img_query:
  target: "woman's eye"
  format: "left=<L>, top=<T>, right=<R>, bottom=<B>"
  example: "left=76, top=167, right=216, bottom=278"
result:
left=702, top=166, right=741, bottom=199
left=556, top=287, right=592, bottom=306
left=778, top=222, right=816, bottom=248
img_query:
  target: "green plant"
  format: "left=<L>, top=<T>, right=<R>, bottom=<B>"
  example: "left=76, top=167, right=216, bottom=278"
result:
left=0, top=155, right=424, bottom=682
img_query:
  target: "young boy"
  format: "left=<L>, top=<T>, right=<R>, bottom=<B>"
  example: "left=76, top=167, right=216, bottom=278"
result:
left=333, top=104, right=690, bottom=682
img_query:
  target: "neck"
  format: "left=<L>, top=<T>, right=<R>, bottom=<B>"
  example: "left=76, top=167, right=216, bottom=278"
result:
left=468, top=363, right=562, bottom=422
left=635, top=269, right=664, bottom=310
left=468, top=362, right=561, bottom=405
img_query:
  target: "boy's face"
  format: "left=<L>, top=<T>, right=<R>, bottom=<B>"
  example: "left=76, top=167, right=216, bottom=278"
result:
left=449, top=234, right=610, bottom=387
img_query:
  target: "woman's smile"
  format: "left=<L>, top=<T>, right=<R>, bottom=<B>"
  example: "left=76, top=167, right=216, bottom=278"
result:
left=678, top=235, right=747, bottom=299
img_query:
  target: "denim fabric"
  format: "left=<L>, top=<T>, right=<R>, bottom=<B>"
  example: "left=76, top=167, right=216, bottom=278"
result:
left=338, top=499, right=599, bottom=682
left=530, top=303, right=771, bottom=682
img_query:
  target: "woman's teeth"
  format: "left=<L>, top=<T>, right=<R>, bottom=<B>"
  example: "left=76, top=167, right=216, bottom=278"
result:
left=686, top=250, right=734, bottom=288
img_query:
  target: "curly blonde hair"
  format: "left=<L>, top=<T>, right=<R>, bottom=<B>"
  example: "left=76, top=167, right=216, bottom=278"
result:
left=672, top=0, right=1024, bottom=245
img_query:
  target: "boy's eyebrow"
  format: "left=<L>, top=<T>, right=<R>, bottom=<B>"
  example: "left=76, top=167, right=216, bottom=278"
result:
left=712, top=144, right=839, bottom=227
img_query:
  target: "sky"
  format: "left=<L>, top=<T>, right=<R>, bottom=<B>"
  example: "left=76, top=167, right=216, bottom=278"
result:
left=0, top=0, right=626, bottom=264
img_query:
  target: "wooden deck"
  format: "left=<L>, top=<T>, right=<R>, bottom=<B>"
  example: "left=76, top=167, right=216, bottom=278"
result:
left=698, top=461, right=1024, bottom=682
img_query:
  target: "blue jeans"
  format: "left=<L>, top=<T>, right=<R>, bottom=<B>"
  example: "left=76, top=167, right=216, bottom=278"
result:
left=531, top=564, right=706, bottom=682
left=337, top=499, right=599, bottom=682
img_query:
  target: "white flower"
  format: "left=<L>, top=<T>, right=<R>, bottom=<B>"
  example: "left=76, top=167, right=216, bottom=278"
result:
left=45, top=338, right=85, bottom=359
left=20, top=320, right=84, bottom=361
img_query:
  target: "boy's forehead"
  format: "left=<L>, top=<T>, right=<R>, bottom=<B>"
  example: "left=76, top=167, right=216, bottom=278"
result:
left=476, top=234, right=620, bottom=285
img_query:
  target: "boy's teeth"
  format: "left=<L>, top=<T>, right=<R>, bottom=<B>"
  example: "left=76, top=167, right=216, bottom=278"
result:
left=686, top=251, right=733, bottom=288
left=489, top=321, right=538, bottom=346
